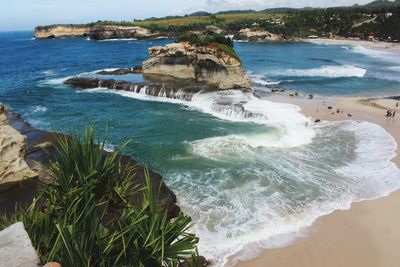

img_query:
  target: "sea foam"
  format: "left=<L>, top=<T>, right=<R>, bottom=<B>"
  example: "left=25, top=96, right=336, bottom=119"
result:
left=74, top=82, right=400, bottom=267
left=267, top=65, right=367, bottom=78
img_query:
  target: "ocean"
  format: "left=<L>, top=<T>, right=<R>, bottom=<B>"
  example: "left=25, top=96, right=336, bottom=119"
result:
left=1, top=31, right=400, bottom=265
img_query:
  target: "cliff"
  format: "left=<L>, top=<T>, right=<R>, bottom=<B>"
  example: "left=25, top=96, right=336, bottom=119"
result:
left=34, top=25, right=90, bottom=39
left=89, top=25, right=159, bottom=40
left=236, top=28, right=283, bottom=41
left=34, top=24, right=160, bottom=40
left=142, top=42, right=251, bottom=90
left=0, top=103, right=179, bottom=218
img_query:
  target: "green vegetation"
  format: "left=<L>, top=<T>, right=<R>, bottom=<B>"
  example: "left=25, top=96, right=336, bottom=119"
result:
left=0, top=127, right=200, bottom=267
left=178, top=33, right=233, bottom=47
left=178, top=33, right=238, bottom=59
left=35, top=0, right=400, bottom=41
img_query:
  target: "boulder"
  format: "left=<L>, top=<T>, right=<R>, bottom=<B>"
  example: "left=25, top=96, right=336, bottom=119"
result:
left=142, top=42, right=251, bottom=90
left=0, top=222, right=39, bottom=267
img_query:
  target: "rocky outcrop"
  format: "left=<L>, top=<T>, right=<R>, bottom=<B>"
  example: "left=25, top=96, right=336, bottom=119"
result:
left=0, top=103, right=180, bottom=219
left=64, top=77, right=203, bottom=102
left=0, top=104, right=37, bottom=189
left=0, top=222, right=40, bottom=267
left=236, top=28, right=283, bottom=42
left=96, top=66, right=142, bottom=75
left=142, top=42, right=251, bottom=90
left=34, top=25, right=90, bottom=39
left=34, top=24, right=160, bottom=40
left=89, top=25, right=159, bottom=40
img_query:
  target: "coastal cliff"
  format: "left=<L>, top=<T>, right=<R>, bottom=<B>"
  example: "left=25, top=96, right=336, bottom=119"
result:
left=34, top=25, right=90, bottom=39
left=34, top=24, right=159, bottom=40
left=143, top=42, right=251, bottom=90
left=89, top=25, right=159, bottom=40
left=0, top=103, right=179, bottom=218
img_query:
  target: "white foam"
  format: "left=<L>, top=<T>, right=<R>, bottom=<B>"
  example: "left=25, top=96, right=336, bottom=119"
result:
left=42, top=69, right=55, bottom=76
left=351, top=45, right=400, bottom=64
left=248, top=73, right=281, bottom=86
left=81, top=88, right=315, bottom=148
left=97, top=38, right=138, bottom=42
left=268, top=65, right=367, bottom=78
left=42, top=68, right=120, bottom=86
left=31, top=105, right=47, bottom=113
left=173, top=120, right=400, bottom=266
left=73, top=84, right=400, bottom=267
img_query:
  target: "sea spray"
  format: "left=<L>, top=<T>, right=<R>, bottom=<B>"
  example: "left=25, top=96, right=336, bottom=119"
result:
left=265, top=65, right=367, bottom=78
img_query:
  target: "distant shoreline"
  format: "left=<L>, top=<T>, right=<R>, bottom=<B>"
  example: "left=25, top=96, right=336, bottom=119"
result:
left=302, top=37, right=400, bottom=52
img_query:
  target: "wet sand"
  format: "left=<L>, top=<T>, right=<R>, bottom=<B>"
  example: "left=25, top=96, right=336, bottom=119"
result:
left=232, top=94, right=400, bottom=267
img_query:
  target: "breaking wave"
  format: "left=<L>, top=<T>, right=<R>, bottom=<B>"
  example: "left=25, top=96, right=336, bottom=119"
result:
left=268, top=65, right=367, bottom=78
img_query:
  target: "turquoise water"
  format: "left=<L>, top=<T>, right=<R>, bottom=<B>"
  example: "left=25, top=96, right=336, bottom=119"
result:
left=1, top=32, right=400, bottom=265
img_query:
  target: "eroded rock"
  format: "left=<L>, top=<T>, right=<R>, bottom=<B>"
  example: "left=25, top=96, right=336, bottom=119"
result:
left=89, top=25, right=159, bottom=40
left=143, top=42, right=251, bottom=90
left=0, top=104, right=37, bottom=188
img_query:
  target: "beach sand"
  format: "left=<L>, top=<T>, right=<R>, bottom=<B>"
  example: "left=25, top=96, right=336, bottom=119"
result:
left=303, top=37, right=400, bottom=51
left=232, top=94, right=400, bottom=267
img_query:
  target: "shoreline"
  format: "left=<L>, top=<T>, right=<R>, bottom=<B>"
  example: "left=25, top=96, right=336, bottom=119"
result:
left=302, top=37, right=400, bottom=51
left=232, top=93, right=400, bottom=267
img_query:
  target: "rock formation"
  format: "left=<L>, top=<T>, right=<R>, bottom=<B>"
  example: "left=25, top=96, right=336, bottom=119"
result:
left=34, top=24, right=160, bottom=40
left=89, top=25, right=160, bottom=40
left=142, top=42, right=251, bottom=90
left=64, top=77, right=202, bottom=102
left=0, top=104, right=37, bottom=188
left=34, top=25, right=90, bottom=39
left=236, top=28, right=283, bottom=42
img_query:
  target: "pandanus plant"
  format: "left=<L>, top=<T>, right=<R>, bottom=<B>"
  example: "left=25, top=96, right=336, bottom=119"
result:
left=1, top=126, right=202, bottom=267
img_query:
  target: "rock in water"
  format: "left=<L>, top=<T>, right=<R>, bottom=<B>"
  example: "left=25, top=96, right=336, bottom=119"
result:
left=0, top=104, right=37, bottom=187
left=142, top=42, right=251, bottom=90
left=0, top=222, right=39, bottom=267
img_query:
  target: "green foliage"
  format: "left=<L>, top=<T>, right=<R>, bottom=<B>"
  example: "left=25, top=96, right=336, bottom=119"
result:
left=178, top=33, right=239, bottom=59
left=0, top=127, right=199, bottom=267
left=178, top=33, right=234, bottom=48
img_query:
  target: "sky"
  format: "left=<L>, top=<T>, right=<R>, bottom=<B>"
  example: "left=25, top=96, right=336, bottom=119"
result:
left=0, top=0, right=376, bottom=31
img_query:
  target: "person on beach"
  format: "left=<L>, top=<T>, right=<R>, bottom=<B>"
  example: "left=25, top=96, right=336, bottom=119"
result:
left=386, top=110, right=391, bottom=117
left=393, top=111, right=396, bottom=118
left=396, top=102, right=399, bottom=108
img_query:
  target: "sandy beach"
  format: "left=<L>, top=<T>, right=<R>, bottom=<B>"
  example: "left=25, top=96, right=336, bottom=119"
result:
left=232, top=94, right=400, bottom=267
left=303, top=37, right=400, bottom=52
